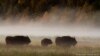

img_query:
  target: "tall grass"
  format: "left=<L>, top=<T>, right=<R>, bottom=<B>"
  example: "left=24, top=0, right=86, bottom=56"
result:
left=0, top=44, right=99, bottom=56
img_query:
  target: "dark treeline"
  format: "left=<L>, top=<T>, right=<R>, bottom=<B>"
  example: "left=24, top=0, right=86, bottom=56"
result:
left=0, top=0, right=100, bottom=18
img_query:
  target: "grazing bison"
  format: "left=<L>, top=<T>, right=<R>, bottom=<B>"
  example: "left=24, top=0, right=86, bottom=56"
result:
left=55, top=36, right=77, bottom=47
left=41, top=38, right=52, bottom=47
left=6, top=36, right=31, bottom=45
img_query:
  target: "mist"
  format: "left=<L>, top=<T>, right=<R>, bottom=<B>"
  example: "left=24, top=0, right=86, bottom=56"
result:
left=0, top=7, right=100, bottom=37
left=0, top=25, right=100, bottom=37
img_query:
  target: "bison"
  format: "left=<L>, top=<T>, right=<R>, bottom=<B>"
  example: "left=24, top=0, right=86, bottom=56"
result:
left=6, top=36, right=31, bottom=45
left=55, top=36, right=77, bottom=47
left=41, top=38, right=52, bottom=47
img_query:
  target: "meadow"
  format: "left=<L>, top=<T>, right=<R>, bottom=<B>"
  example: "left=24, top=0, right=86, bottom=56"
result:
left=0, top=36, right=99, bottom=56
left=0, top=44, right=99, bottom=56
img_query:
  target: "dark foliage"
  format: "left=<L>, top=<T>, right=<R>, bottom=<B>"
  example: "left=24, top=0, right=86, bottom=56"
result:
left=0, top=0, right=99, bottom=17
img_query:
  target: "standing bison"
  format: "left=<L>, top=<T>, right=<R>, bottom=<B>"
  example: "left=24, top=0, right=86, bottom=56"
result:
left=6, top=36, right=31, bottom=45
left=55, top=36, right=77, bottom=47
left=41, top=38, right=52, bottom=47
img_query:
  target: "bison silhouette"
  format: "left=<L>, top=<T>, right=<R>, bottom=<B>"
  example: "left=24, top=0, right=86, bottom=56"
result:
left=55, top=36, right=77, bottom=47
left=6, top=36, right=31, bottom=45
left=41, top=38, right=52, bottom=47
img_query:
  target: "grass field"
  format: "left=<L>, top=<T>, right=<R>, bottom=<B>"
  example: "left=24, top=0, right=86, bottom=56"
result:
left=0, top=44, right=99, bottom=56
left=0, top=36, right=100, bottom=56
